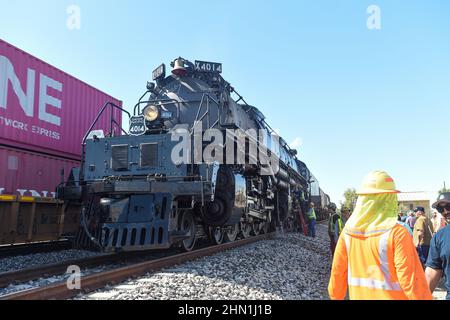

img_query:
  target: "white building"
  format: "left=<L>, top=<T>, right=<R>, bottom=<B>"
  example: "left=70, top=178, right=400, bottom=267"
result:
left=397, top=191, right=439, bottom=217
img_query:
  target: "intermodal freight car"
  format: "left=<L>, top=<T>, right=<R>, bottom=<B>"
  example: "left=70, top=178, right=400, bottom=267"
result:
left=0, top=38, right=121, bottom=245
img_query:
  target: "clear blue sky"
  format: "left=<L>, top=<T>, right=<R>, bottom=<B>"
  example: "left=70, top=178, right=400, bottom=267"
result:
left=1, top=0, right=449, bottom=203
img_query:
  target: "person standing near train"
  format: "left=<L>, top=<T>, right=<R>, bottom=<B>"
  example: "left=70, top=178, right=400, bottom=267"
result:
left=425, top=192, right=450, bottom=300
left=328, top=170, right=432, bottom=300
left=412, top=206, right=434, bottom=268
left=328, top=204, right=351, bottom=257
left=306, top=202, right=317, bottom=238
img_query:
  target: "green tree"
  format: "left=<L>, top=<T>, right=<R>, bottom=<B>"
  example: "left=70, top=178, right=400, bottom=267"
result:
left=439, top=187, right=450, bottom=194
left=341, top=188, right=358, bottom=212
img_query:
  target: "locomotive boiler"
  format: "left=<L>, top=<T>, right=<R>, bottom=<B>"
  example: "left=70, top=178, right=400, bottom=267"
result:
left=58, top=57, right=313, bottom=252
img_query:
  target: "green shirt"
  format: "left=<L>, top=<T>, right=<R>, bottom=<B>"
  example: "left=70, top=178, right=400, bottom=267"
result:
left=306, top=208, right=316, bottom=221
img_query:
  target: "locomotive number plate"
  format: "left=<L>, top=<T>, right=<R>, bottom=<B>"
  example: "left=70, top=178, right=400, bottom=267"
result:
left=152, top=63, right=166, bottom=80
left=195, top=60, right=222, bottom=73
left=129, top=116, right=147, bottom=136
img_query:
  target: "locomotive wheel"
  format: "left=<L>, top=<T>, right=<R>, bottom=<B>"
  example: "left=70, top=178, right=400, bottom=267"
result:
left=203, top=193, right=233, bottom=227
left=210, top=227, right=225, bottom=245
left=252, top=222, right=263, bottom=236
left=179, top=211, right=196, bottom=252
left=262, top=222, right=270, bottom=234
left=225, top=224, right=239, bottom=242
left=240, top=221, right=252, bottom=239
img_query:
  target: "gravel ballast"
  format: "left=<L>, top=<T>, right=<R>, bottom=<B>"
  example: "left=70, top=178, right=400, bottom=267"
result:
left=0, top=250, right=102, bottom=274
left=77, top=223, right=333, bottom=300
left=0, top=250, right=109, bottom=297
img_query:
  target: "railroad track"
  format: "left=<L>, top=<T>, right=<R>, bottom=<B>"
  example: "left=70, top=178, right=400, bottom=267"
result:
left=0, top=252, right=123, bottom=289
left=0, top=240, right=72, bottom=258
left=0, top=232, right=275, bottom=300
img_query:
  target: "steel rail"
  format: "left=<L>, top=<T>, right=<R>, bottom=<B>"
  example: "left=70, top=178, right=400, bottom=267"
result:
left=0, top=240, right=72, bottom=258
left=0, top=253, right=125, bottom=289
left=0, top=232, right=275, bottom=300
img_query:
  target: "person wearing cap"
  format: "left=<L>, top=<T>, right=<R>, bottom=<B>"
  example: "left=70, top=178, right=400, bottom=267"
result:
left=425, top=192, right=450, bottom=300
left=412, top=206, right=434, bottom=267
left=328, top=170, right=432, bottom=300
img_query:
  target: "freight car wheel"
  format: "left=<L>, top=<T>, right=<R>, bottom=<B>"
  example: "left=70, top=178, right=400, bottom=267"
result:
left=209, top=227, right=225, bottom=245
left=179, top=211, right=196, bottom=252
left=240, top=221, right=252, bottom=239
left=225, top=224, right=239, bottom=242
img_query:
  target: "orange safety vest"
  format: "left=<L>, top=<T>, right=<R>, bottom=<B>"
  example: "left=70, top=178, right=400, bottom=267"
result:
left=328, top=224, right=432, bottom=300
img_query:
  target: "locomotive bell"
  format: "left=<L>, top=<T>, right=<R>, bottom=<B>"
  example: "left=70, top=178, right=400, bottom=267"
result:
left=172, top=58, right=187, bottom=77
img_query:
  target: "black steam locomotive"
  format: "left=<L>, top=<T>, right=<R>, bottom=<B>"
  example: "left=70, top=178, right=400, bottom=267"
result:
left=58, top=57, right=318, bottom=252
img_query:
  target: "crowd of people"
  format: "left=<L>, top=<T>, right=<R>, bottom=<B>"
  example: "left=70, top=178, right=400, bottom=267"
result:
left=322, top=171, right=450, bottom=300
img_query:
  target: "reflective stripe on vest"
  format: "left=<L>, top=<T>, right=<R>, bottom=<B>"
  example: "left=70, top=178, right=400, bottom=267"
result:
left=343, top=230, right=402, bottom=291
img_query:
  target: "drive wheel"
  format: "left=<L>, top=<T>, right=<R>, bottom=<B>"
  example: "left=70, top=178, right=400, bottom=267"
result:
left=203, top=193, right=233, bottom=227
left=225, top=224, right=239, bottom=242
left=252, top=222, right=264, bottom=236
left=240, top=221, right=252, bottom=239
left=210, top=227, right=225, bottom=245
left=179, top=211, right=196, bottom=251
left=262, top=222, right=270, bottom=234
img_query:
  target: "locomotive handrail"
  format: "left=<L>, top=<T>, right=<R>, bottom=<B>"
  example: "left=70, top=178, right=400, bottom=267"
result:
left=192, top=93, right=221, bottom=132
left=80, top=101, right=131, bottom=183
left=82, top=101, right=131, bottom=145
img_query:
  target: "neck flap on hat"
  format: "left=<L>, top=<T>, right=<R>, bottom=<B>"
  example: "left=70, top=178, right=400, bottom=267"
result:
left=344, top=193, right=399, bottom=237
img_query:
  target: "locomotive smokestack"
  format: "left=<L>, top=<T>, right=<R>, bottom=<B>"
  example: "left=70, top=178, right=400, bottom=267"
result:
left=171, top=57, right=187, bottom=77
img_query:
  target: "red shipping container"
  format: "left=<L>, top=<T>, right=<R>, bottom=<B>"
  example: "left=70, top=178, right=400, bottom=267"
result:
left=0, top=145, right=79, bottom=197
left=0, top=38, right=123, bottom=160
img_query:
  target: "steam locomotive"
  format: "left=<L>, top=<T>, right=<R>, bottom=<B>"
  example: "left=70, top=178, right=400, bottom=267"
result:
left=58, top=57, right=318, bottom=252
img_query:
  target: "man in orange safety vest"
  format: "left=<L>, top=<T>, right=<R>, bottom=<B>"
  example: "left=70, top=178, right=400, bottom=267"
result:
left=328, top=170, right=432, bottom=300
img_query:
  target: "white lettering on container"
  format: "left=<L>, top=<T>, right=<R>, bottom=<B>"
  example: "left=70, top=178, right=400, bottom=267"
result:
left=39, top=74, right=62, bottom=126
left=0, top=55, right=62, bottom=127
left=0, top=56, right=35, bottom=117
left=30, top=190, right=42, bottom=197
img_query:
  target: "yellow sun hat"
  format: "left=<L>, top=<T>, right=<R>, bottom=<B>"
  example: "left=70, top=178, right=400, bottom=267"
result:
left=356, top=170, right=401, bottom=195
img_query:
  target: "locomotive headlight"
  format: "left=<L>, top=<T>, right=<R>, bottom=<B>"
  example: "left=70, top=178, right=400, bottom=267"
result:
left=143, top=105, right=159, bottom=122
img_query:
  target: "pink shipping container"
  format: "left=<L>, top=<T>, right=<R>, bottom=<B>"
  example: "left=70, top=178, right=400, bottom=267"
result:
left=0, top=38, right=123, bottom=160
left=0, top=145, right=79, bottom=197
